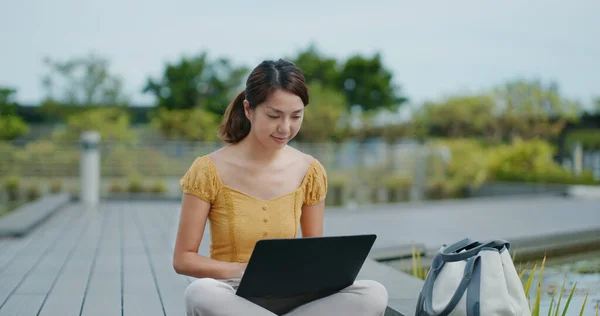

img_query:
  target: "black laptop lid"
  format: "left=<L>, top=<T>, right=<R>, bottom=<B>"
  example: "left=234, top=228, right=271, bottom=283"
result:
left=236, top=234, right=377, bottom=298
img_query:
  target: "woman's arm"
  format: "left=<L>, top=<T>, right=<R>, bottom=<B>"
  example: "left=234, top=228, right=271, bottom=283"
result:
left=300, top=200, right=325, bottom=237
left=173, top=193, right=246, bottom=279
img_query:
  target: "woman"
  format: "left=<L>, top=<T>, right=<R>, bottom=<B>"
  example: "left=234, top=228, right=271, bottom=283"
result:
left=173, top=59, right=388, bottom=316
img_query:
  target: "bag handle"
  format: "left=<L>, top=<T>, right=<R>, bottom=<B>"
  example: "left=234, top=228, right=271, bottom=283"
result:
left=441, top=239, right=510, bottom=262
left=420, top=254, right=480, bottom=316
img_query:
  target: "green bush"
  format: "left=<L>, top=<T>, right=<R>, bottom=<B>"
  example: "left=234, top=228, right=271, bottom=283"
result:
left=487, top=139, right=597, bottom=185
left=26, top=183, right=42, bottom=201
left=565, top=129, right=600, bottom=149
left=431, top=138, right=599, bottom=188
left=150, top=179, right=168, bottom=194
left=108, top=180, right=124, bottom=193
left=49, top=179, right=62, bottom=193
left=127, top=176, right=144, bottom=193
left=3, top=175, right=20, bottom=201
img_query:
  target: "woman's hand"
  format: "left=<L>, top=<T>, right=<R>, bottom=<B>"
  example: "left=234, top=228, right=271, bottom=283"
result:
left=229, top=262, right=247, bottom=279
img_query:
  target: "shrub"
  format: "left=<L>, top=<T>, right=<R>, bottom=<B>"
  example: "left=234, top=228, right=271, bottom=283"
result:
left=108, top=180, right=124, bottom=193
left=49, top=179, right=62, bottom=193
left=487, top=138, right=597, bottom=185
left=26, top=183, right=42, bottom=201
left=431, top=138, right=599, bottom=189
left=127, top=176, right=144, bottom=193
left=3, top=175, right=20, bottom=201
left=150, top=179, right=168, bottom=194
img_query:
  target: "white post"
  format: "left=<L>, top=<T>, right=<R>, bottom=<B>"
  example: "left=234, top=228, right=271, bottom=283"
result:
left=80, top=131, right=100, bottom=206
left=573, top=142, right=583, bottom=176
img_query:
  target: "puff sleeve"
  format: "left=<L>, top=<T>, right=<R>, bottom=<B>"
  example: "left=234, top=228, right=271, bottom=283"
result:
left=303, top=159, right=328, bottom=206
left=180, top=156, right=220, bottom=203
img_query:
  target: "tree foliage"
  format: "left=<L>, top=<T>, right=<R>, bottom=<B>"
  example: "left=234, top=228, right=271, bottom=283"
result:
left=143, top=52, right=248, bottom=115
left=414, top=80, right=582, bottom=142
left=289, top=45, right=407, bottom=112
left=52, top=108, right=136, bottom=143
left=0, top=88, right=29, bottom=141
left=149, top=107, right=220, bottom=141
left=340, top=53, right=407, bottom=112
left=41, top=52, right=128, bottom=106
left=295, top=82, right=346, bottom=142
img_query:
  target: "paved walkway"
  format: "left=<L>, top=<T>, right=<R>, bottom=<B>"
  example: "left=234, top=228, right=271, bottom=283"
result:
left=325, top=195, right=600, bottom=252
left=0, top=195, right=598, bottom=315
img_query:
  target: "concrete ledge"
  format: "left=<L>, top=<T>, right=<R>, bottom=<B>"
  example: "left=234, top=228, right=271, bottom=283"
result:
left=508, top=227, right=600, bottom=263
left=567, top=185, right=600, bottom=200
left=359, top=258, right=424, bottom=316
left=0, top=193, right=71, bottom=237
left=370, top=244, right=427, bottom=262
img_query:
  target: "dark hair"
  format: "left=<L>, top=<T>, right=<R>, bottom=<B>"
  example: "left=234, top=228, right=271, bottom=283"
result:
left=218, top=59, right=309, bottom=144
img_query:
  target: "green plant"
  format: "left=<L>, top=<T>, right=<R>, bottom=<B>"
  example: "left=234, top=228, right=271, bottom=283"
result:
left=108, top=180, right=124, bottom=193
left=150, top=179, right=168, bottom=194
left=49, top=179, right=62, bottom=193
left=127, top=176, right=144, bottom=193
left=26, top=183, right=42, bottom=201
left=3, top=175, right=20, bottom=201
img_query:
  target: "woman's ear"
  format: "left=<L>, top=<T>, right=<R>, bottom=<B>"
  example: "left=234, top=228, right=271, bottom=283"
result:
left=243, top=100, right=252, bottom=120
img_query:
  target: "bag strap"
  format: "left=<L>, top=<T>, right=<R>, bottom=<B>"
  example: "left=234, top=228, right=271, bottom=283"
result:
left=420, top=254, right=481, bottom=316
left=441, top=239, right=510, bottom=262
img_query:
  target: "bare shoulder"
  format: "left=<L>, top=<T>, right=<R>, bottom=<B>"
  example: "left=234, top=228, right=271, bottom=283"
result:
left=285, top=145, right=317, bottom=170
left=205, top=146, right=237, bottom=166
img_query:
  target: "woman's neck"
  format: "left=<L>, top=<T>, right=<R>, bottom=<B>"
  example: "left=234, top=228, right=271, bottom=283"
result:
left=235, top=134, right=283, bottom=164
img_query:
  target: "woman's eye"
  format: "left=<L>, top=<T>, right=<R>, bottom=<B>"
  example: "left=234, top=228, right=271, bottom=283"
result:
left=293, top=116, right=302, bottom=119
left=268, top=115, right=279, bottom=119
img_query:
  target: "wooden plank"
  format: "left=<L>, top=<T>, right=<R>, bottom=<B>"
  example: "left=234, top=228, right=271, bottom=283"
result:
left=123, top=207, right=164, bottom=316
left=0, top=205, right=81, bottom=310
left=135, top=206, right=188, bottom=316
left=80, top=206, right=122, bottom=316
left=0, top=206, right=72, bottom=274
left=0, top=294, right=45, bottom=316
left=38, top=207, right=105, bottom=316
left=0, top=193, right=71, bottom=237
left=15, top=207, right=90, bottom=295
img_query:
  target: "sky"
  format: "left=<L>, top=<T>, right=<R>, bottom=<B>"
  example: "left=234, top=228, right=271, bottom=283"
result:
left=1, top=0, right=599, bottom=111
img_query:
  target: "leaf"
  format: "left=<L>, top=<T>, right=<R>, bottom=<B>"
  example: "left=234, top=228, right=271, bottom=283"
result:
left=578, top=294, right=587, bottom=316
left=532, top=256, right=546, bottom=316
left=523, top=263, right=538, bottom=307
left=554, top=275, right=567, bottom=316
left=560, top=282, right=577, bottom=316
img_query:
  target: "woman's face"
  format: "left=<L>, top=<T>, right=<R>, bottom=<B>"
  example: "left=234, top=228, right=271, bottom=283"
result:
left=244, top=89, right=305, bottom=150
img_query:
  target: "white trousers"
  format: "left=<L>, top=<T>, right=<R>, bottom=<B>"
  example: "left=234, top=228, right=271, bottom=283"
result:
left=184, top=278, right=388, bottom=316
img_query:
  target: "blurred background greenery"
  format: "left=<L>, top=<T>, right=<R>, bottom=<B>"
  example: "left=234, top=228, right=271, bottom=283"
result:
left=1, top=45, right=599, bottom=214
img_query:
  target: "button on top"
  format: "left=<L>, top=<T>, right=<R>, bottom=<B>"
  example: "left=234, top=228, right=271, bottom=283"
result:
left=263, top=218, right=269, bottom=223
left=262, top=206, right=267, bottom=210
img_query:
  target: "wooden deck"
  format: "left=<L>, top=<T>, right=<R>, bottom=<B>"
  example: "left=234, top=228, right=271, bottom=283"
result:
left=0, top=202, right=193, bottom=316
left=0, top=194, right=599, bottom=315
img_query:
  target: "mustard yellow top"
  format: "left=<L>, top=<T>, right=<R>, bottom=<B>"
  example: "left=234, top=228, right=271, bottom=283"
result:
left=180, top=155, right=328, bottom=263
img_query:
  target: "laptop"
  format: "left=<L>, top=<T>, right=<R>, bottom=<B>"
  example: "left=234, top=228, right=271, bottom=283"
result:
left=234, top=234, right=377, bottom=314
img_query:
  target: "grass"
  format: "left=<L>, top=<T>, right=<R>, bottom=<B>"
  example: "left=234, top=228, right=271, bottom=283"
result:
left=410, top=245, right=598, bottom=316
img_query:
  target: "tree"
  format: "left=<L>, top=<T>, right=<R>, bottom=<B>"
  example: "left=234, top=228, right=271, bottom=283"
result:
left=413, top=94, right=497, bottom=139
left=41, top=52, right=128, bottom=106
left=143, top=52, right=248, bottom=115
left=0, top=88, right=29, bottom=141
left=52, top=108, right=136, bottom=143
left=339, top=53, right=407, bottom=112
left=295, top=82, right=347, bottom=142
left=149, top=108, right=220, bottom=141
left=493, top=80, right=581, bottom=140
left=289, top=45, right=407, bottom=113
left=289, top=44, right=341, bottom=90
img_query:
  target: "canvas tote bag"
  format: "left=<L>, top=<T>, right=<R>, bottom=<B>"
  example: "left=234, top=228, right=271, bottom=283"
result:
left=415, top=238, right=531, bottom=316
